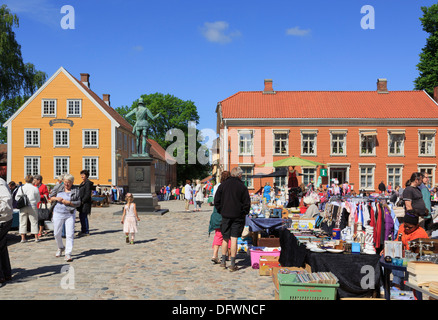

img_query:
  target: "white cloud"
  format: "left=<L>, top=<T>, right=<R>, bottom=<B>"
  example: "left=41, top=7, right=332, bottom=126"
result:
left=286, top=26, right=311, bottom=37
left=2, top=0, right=61, bottom=28
left=200, top=21, right=241, bottom=44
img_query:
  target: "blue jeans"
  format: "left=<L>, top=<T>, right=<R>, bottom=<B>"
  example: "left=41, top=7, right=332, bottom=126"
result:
left=79, top=212, right=89, bottom=234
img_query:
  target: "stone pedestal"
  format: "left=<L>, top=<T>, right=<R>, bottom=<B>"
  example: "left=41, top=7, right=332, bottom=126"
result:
left=119, top=156, right=168, bottom=216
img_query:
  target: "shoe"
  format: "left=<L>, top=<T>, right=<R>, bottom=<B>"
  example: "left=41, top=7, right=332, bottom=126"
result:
left=65, top=255, right=73, bottom=262
left=20, top=239, right=27, bottom=243
left=219, top=261, right=226, bottom=268
left=228, top=265, right=239, bottom=272
left=130, top=241, right=134, bottom=245
left=126, top=236, right=130, bottom=243
left=55, top=248, right=65, bottom=257
left=211, top=258, right=220, bottom=264
left=35, top=238, right=40, bottom=243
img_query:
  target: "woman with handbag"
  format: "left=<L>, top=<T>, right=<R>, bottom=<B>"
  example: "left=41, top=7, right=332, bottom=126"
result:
left=33, top=175, right=49, bottom=238
left=49, top=174, right=81, bottom=262
left=15, top=175, right=40, bottom=243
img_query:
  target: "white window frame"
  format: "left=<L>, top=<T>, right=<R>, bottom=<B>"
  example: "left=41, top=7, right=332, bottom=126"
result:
left=274, top=167, right=287, bottom=187
left=41, top=99, right=57, bottom=117
left=417, top=164, right=436, bottom=188
left=83, top=129, right=99, bottom=148
left=330, top=130, right=347, bottom=156
left=24, top=129, right=40, bottom=148
left=54, top=157, right=70, bottom=178
left=24, top=156, right=40, bottom=176
left=418, top=130, right=436, bottom=157
left=83, top=157, right=99, bottom=179
left=53, top=129, right=70, bottom=148
left=359, top=130, right=377, bottom=156
left=239, top=164, right=254, bottom=189
left=388, top=130, right=405, bottom=156
left=302, top=167, right=316, bottom=186
left=273, top=130, right=289, bottom=156
left=301, top=129, right=317, bottom=156
left=358, top=164, right=376, bottom=191
left=67, top=99, right=82, bottom=117
left=238, top=130, right=254, bottom=156
left=387, top=164, right=404, bottom=188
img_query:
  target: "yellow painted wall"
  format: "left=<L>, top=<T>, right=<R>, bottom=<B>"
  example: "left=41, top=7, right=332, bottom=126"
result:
left=10, top=71, right=113, bottom=185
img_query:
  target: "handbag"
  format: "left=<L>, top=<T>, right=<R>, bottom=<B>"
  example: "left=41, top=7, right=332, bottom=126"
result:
left=16, top=186, right=30, bottom=209
left=37, top=202, right=51, bottom=221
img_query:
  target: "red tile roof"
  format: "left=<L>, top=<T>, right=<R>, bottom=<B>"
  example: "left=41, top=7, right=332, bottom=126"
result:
left=148, top=139, right=175, bottom=163
left=219, top=90, right=438, bottom=119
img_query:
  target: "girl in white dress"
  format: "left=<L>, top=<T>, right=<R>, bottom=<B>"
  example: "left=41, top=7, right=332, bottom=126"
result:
left=121, top=193, right=140, bottom=244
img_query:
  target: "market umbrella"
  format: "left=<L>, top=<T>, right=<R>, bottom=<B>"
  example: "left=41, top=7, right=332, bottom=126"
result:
left=262, top=156, right=325, bottom=168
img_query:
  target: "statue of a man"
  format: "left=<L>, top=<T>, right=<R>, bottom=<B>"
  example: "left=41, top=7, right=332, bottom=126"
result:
left=126, top=98, right=160, bottom=157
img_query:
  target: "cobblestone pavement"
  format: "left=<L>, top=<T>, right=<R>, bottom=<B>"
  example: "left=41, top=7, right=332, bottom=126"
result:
left=0, top=200, right=275, bottom=300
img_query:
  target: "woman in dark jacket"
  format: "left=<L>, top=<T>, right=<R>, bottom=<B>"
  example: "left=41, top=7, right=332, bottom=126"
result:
left=78, top=170, right=94, bottom=236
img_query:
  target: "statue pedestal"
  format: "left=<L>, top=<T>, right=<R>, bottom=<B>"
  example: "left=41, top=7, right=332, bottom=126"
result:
left=115, top=156, right=168, bottom=216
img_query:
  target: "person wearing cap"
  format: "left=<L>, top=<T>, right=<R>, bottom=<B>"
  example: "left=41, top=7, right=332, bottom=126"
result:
left=391, top=213, right=429, bottom=289
left=398, top=213, right=429, bottom=251
left=302, top=195, right=320, bottom=219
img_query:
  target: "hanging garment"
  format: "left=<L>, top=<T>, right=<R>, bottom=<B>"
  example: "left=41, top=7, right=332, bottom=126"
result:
left=384, top=205, right=395, bottom=241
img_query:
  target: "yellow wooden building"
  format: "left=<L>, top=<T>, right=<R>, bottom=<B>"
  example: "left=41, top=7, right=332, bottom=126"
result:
left=3, top=66, right=135, bottom=187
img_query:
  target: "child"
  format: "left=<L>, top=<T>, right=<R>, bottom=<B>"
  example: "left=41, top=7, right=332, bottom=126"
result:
left=121, top=193, right=140, bottom=244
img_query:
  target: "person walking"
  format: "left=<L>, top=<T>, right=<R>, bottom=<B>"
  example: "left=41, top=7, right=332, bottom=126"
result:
left=8, top=181, right=18, bottom=209
left=78, top=170, right=94, bottom=237
left=208, top=171, right=231, bottom=264
left=15, top=175, right=41, bottom=243
left=419, top=172, right=432, bottom=230
left=214, top=167, right=251, bottom=272
left=0, top=178, right=13, bottom=285
left=50, top=174, right=81, bottom=262
left=184, top=180, right=192, bottom=212
left=33, top=175, right=49, bottom=238
left=121, top=193, right=140, bottom=244
left=194, top=180, right=204, bottom=212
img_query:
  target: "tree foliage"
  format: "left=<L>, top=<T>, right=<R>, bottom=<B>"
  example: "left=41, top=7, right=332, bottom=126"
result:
left=414, top=4, right=438, bottom=96
left=0, top=5, right=47, bottom=142
left=116, top=93, right=211, bottom=183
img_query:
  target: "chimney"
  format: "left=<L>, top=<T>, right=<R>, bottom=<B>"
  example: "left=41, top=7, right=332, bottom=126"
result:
left=377, top=78, right=388, bottom=93
left=434, top=87, right=438, bottom=103
left=103, top=94, right=110, bottom=106
left=80, top=73, right=90, bottom=88
left=263, top=79, right=275, bottom=94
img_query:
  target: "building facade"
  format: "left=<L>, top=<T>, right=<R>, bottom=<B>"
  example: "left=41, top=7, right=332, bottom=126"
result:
left=5, top=67, right=139, bottom=187
left=216, top=79, right=438, bottom=193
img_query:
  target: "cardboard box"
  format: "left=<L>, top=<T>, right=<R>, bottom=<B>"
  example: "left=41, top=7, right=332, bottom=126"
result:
left=259, top=256, right=281, bottom=276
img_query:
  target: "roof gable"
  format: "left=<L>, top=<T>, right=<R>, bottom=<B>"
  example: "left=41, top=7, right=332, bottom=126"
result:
left=3, top=67, right=132, bottom=131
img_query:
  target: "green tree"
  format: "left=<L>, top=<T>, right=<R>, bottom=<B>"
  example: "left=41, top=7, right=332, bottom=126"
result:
left=116, top=93, right=211, bottom=182
left=414, top=4, right=438, bottom=96
left=0, top=5, right=47, bottom=142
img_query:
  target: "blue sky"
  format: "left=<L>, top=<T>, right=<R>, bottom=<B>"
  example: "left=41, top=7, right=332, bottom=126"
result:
left=3, top=0, right=438, bottom=146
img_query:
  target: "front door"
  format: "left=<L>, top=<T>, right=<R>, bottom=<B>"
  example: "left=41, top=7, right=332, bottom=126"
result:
left=330, top=168, right=346, bottom=184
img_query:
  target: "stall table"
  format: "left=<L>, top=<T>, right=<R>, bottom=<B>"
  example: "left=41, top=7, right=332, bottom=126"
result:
left=279, top=229, right=381, bottom=299
left=246, top=217, right=290, bottom=246
left=404, top=282, right=438, bottom=300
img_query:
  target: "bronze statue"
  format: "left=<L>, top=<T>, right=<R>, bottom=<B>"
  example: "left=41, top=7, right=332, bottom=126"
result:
left=126, top=98, right=160, bottom=157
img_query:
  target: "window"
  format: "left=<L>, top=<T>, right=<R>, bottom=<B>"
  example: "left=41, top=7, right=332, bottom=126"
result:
left=42, top=99, right=56, bottom=117
left=418, top=165, right=436, bottom=188
left=54, top=129, right=69, bottom=148
left=302, top=168, right=316, bottom=186
left=360, top=131, right=377, bottom=156
left=83, top=129, right=99, bottom=148
left=67, top=99, right=82, bottom=117
left=239, top=130, right=253, bottom=155
left=387, top=165, right=403, bottom=188
left=301, top=130, right=317, bottom=156
left=359, top=165, right=375, bottom=190
left=240, top=166, right=253, bottom=188
left=419, top=130, right=435, bottom=156
left=54, top=157, right=69, bottom=177
left=274, top=168, right=287, bottom=187
left=273, top=131, right=288, bottom=155
left=388, top=132, right=405, bottom=156
left=83, top=157, right=99, bottom=179
left=24, top=157, right=40, bottom=176
left=24, top=129, right=40, bottom=147
left=331, top=131, right=347, bottom=156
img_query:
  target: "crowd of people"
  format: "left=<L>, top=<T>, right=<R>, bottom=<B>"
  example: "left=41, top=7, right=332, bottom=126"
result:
left=0, top=170, right=95, bottom=284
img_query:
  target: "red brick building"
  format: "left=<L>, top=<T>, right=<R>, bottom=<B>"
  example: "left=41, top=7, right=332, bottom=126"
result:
left=216, top=79, right=438, bottom=193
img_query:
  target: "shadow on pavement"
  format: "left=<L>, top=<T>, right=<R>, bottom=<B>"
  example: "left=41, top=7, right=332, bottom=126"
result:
left=73, top=248, right=119, bottom=260
left=10, top=264, right=67, bottom=283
